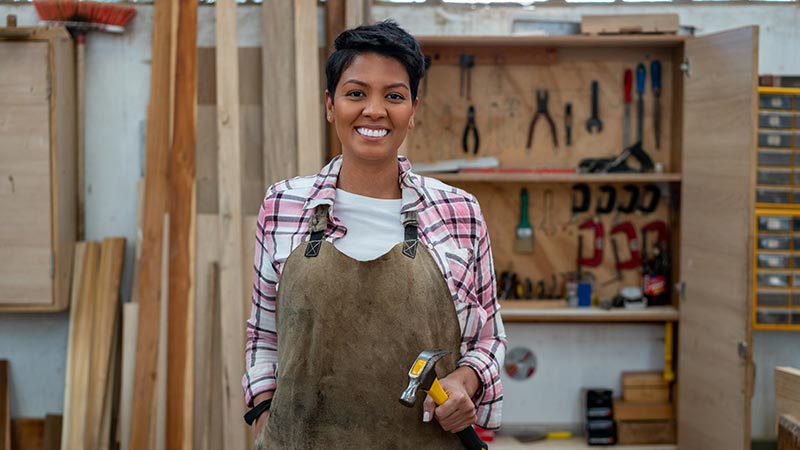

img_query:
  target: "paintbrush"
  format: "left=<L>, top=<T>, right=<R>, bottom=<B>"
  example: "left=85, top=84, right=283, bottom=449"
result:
left=515, top=188, right=534, bottom=254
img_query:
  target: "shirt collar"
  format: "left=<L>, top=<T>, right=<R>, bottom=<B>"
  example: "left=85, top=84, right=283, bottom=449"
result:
left=303, top=155, right=426, bottom=213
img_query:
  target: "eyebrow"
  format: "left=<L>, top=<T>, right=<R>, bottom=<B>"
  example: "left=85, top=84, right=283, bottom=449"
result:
left=342, top=79, right=410, bottom=91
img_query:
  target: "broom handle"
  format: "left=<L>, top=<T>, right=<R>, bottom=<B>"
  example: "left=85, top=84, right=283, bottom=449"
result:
left=77, top=32, right=85, bottom=241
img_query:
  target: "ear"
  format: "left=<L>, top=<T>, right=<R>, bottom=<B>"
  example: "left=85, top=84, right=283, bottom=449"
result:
left=408, top=97, right=419, bottom=129
left=325, top=90, right=334, bottom=123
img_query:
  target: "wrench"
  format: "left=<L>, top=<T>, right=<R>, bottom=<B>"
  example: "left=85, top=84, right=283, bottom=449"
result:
left=586, top=80, right=603, bottom=133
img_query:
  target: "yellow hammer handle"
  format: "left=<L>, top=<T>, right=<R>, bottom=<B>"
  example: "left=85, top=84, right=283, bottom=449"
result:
left=427, top=378, right=449, bottom=405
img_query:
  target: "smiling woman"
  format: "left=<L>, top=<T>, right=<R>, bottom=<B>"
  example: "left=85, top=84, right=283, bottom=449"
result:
left=244, top=20, right=507, bottom=450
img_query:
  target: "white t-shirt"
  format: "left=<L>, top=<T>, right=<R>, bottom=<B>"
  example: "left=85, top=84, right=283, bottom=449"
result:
left=332, top=188, right=404, bottom=261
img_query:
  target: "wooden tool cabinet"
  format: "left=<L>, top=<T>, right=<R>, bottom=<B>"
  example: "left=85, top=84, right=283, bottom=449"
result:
left=408, top=27, right=758, bottom=449
left=0, top=26, right=76, bottom=312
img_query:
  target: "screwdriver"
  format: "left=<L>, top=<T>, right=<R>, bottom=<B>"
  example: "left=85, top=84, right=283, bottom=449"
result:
left=651, top=60, right=662, bottom=150
left=635, top=63, right=646, bottom=145
left=623, top=69, right=632, bottom=148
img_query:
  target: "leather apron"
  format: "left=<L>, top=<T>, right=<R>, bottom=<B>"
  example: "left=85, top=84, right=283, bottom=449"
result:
left=256, top=204, right=464, bottom=450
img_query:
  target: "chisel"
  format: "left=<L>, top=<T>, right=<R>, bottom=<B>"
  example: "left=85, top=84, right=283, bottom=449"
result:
left=623, top=69, right=632, bottom=148
left=635, top=63, right=646, bottom=145
left=651, top=60, right=662, bottom=150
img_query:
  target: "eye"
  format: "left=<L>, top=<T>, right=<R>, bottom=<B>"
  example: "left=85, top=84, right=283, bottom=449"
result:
left=387, top=93, right=405, bottom=101
left=345, top=90, right=364, bottom=98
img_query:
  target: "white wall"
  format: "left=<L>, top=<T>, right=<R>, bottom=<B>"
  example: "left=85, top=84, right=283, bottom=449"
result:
left=0, top=1, right=797, bottom=440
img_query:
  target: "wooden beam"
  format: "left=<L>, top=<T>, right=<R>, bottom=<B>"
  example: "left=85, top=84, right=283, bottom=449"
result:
left=262, top=0, right=297, bottom=185
left=167, top=1, right=197, bottom=449
left=777, top=367, right=800, bottom=428
left=62, top=241, right=100, bottom=450
left=345, top=0, right=369, bottom=29
left=59, top=241, right=87, bottom=450
left=43, top=415, right=62, bottom=450
left=295, top=0, right=323, bottom=175
left=1, top=360, right=9, bottom=450
left=325, top=0, right=345, bottom=160
left=129, top=0, right=177, bottom=446
left=11, top=419, right=44, bottom=450
left=215, top=1, right=248, bottom=449
left=117, top=303, right=138, bottom=450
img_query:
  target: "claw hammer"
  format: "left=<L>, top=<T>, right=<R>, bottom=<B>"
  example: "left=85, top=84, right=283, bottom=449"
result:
left=400, top=349, right=488, bottom=450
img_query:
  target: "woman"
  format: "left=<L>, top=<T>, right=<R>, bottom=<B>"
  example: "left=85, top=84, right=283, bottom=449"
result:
left=243, top=20, right=506, bottom=449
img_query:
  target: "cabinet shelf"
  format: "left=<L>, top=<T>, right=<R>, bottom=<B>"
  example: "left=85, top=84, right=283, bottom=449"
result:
left=500, top=303, right=679, bottom=323
left=428, top=172, right=682, bottom=184
left=417, top=34, right=688, bottom=49
left=491, top=436, right=675, bottom=449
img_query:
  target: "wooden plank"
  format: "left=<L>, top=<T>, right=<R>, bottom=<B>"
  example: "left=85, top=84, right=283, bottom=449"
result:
left=777, top=367, right=800, bottom=425
left=325, top=0, right=345, bottom=160
left=345, top=0, right=368, bottom=29
left=62, top=241, right=100, bottom=450
left=618, top=421, right=676, bottom=445
left=581, top=14, right=680, bottom=36
left=416, top=35, right=687, bottom=49
left=423, top=45, right=557, bottom=66
left=614, top=400, right=673, bottom=421
left=623, top=372, right=669, bottom=388
left=487, top=436, right=676, bottom=449
left=85, top=238, right=125, bottom=450
left=215, top=1, right=248, bottom=449
left=59, top=242, right=87, bottom=450
left=11, top=419, right=44, bottom=450
left=167, top=1, right=197, bottom=449
left=43, top=415, right=62, bottom=450
left=677, top=27, right=758, bottom=450
left=1, top=361, right=8, bottom=450
left=153, top=215, right=169, bottom=450
left=295, top=0, right=323, bottom=176
left=624, top=386, right=670, bottom=404
left=499, top=306, right=679, bottom=323
left=262, top=0, right=298, bottom=185
left=117, top=303, right=138, bottom=450
left=129, top=0, right=177, bottom=446
left=779, top=415, right=800, bottom=450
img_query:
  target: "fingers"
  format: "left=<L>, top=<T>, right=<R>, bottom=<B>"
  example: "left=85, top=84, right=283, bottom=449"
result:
left=422, top=394, right=436, bottom=423
left=434, top=389, right=477, bottom=433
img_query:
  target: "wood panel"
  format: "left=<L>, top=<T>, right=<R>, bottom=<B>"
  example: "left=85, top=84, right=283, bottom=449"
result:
left=129, top=0, right=177, bottom=446
left=677, top=27, right=758, bottom=450
left=117, top=303, right=138, bottom=450
left=779, top=415, right=800, bottom=450
left=345, top=0, right=368, bottom=28
left=215, top=2, right=248, bottom=449
left=0, top=41, right=48, bottom=103
left=1, top=361, right=8, bottom=450
left=404, top=47, right=674, bottom=172
left=777, top=367, right=800, bottom=426
left=295, top=0, right=324, bottom=176
left=59, top=242, right=87, bottom=450
left=167, top=1, right=197, bottom=449
left=43, top=415, right=61, bottom=450
left=11, top=419, right=44, bottom=450
left=325, top=0, right=345, bottom=160
left=262, top=1, right=298, bottom=185
left=451, top=181, right=671, bottom=302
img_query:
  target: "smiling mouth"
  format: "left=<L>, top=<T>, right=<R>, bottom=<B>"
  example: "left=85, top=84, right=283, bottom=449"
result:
left=356, top=127, right=389, bottom=138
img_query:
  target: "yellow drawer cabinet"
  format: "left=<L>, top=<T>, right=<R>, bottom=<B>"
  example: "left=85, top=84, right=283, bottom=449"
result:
left=0, top=26, right=76, bottom=311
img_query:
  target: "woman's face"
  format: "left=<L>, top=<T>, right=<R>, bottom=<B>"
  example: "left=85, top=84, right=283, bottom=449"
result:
left=326, top=52, right=418, bottom=165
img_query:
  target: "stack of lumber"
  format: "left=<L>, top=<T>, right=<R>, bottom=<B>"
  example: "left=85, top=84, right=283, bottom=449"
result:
left=778, top=367, right=800, bottom=450
left=614, top=371, right=676, bottom=445
left=60, top=238, right=126, bottom=450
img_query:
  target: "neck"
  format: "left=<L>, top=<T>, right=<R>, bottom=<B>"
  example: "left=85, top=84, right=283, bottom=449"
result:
left=337, top=156, right=402, bottom=199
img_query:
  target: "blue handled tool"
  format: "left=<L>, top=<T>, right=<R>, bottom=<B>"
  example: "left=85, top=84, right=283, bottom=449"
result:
left=651, top=60, right=662, bottom=150
left=635, top=63, right=646, bottom=145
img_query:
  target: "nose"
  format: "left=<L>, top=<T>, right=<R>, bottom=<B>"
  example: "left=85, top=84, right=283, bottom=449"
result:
left=361, top=97, right=387, bottom=120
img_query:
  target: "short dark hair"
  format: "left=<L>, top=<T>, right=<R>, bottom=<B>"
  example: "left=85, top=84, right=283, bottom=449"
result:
left=325, top=20, right=426, bottom=101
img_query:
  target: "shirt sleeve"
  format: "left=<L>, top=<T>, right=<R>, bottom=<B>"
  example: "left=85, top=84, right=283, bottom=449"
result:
left=242, top=188, right=280, bottom=407
left=457, top=198, right=507, bottom=430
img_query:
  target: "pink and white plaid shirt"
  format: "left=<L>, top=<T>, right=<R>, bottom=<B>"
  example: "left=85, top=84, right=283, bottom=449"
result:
left=243, top=155, right=506, bottom=429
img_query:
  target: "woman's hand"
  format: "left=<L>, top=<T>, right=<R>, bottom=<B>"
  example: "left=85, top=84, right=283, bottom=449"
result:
left=422, top=366, right=481, bottom=433
left=252, top=393, right=272, bottom=449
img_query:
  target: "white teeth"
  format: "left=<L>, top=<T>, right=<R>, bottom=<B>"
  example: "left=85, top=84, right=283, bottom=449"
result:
left=357, top=127, right=388, bottom=138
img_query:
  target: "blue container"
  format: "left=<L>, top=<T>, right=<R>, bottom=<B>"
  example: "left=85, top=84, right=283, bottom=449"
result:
left=578, top=282, right=592, bottom=307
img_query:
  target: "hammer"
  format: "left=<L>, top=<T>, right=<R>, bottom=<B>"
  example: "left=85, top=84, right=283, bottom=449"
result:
left=399, top=349, right=488, bottom=450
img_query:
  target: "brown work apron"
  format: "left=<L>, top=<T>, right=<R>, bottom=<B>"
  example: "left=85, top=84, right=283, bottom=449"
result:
left=256, top=204, right=464, bottom=450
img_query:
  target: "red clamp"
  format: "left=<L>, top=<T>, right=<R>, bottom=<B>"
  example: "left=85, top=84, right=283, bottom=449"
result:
left=642, top=220, right=668, bottom=250
left=578, top=218, right=604, bottom=267
left=610, top=221, right=641, bottom=270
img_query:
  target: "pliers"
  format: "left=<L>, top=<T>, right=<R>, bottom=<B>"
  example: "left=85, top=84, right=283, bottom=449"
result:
left=462, top=105, right=479, bottom=154
left=526, top=89, right=558, bottom=151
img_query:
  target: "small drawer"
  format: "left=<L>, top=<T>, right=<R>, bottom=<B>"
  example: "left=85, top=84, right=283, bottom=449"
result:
left=793, top=311, right=800, bottom=325
left=758, top=235, right=791, bottom=250
left=760, top=93, right=793, bottom=110
left=757, top=272, right=790, bottom=288
left=758, top=215, right=792, bottom=231
left=756, top=308, right=790, bottom=325
left=793, top=255, right=800, bottom=267
left=794, top=217, right=800, bottom=231
left=757, top=169, right=792, bottom=185
left=759, top=112, right=794, bottom=129
left=757, top=291, right=790, bottom=307
left=758, top=253, right=791, bottom=269
left=793, top=273, right=800, bottom=287
left=758, top=149, right=793, bottom=166
left=759, top=131, right=793, bottom=148
left=757, top=188, right=791, bottom=204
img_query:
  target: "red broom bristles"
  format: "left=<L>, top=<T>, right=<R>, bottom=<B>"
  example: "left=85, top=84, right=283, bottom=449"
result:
left=34, top=0, right=136, bottom=28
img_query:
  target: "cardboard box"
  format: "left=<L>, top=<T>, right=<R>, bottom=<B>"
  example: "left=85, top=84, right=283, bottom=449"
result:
left=623, top=385, right=671, bottom=403
left=581, top=14, right=679, bottom=35
left=614, top=399, right=673, bottom=421
left=618, top=421, right=676, bottom=445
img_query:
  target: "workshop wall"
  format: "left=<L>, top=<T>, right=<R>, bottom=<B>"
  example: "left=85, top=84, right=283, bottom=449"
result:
left=0, top=0, right=797, bottom=440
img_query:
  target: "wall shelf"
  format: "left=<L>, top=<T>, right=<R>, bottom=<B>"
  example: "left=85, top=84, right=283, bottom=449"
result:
left=428, top=172, right=682, bottom=184
left=500, top=304, right=679, bottom=323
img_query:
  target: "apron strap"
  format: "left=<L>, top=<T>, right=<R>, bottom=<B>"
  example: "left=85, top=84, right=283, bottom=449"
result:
left=304, top=205, right=329, bottom=258
left=402, top=211, right=419, bottom=259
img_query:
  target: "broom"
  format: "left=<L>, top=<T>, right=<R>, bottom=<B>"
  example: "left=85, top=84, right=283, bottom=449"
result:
left=33, top=0, right=136, bottom=240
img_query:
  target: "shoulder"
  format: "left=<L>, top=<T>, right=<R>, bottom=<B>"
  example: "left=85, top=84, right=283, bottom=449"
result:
left=413, top=173, right=483, bottom=218
left=261, top=175, right=316, bottom=209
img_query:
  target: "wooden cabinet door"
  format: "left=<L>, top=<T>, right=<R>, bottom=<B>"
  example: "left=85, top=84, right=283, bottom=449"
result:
left=678, top=26, right=758, bottom=450
left=0, top=40, right=53, bottom=306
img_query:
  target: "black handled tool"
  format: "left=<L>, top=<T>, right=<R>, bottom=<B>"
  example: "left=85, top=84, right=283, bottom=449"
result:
left=596, top=185, right=616, bottom=215
left=635, top=63, right=646, bottom=144
left=462, top=105, right=479, bottom=154
left=565, top=102, right=573, bottom=146
left=526, top=89, right=558, bottom=152
left=651, top=60, right=662, bottom=150
left=618, top=184, right=640, bottom=214
left=571, top=183, right=591, bottom=222
left=638, top=184, right=661, bottom=213
left=586, top=80, right=603, bottom=133
left=400, top=350, right=489, bottom=450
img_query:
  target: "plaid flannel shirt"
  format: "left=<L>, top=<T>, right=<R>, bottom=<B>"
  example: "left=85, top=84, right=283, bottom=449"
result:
left=243, top=155, right=506, bottom=429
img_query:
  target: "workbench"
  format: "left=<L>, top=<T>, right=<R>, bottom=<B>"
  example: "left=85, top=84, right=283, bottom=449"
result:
left=491, top=436, right=676, bottom=449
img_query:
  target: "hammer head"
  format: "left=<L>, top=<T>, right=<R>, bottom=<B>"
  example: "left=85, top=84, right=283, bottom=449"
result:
left=398, top=349, right=450, bottom=408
